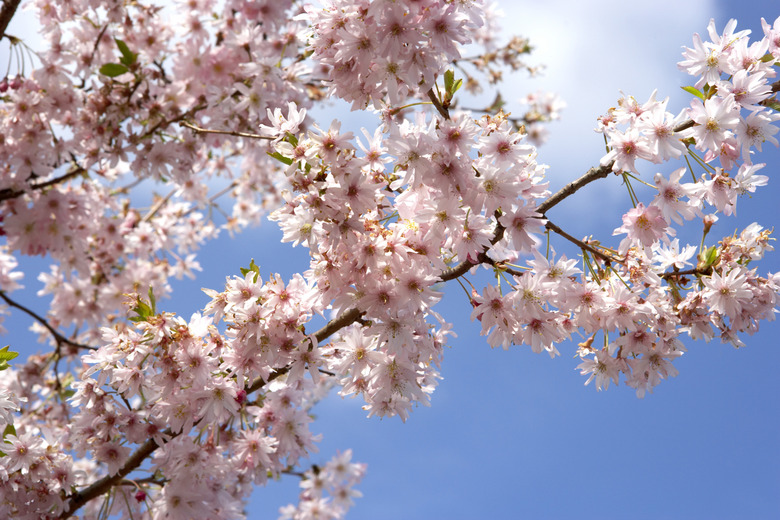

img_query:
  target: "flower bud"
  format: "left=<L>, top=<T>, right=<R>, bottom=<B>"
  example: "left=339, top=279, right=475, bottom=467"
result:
left=9, top=75, right=23, bottom=90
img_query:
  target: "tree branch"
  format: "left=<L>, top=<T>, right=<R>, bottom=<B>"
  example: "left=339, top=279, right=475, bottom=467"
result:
left=0, top=291, right=96, bottom=351
left=0, top=166, right=87, bottom=202
left=0, top=0, right=22, bottom=40
left=544, top=220, right=622, bottom=265
left=427, top=89, right=450, bottom=120
left=180, top=120, right=272, bottom=140
left=58, top=430, right=176, bottom=519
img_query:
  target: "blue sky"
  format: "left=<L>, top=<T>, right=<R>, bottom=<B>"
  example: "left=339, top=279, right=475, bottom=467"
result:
left=3, top=1, right=780, bottom=518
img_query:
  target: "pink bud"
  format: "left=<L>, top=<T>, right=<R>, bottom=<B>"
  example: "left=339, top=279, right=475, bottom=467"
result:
left=9, top=75, right=23, bottom=90
left=134, top=490, right=147, bottom=502
left=0, top=77, right=7, bottom=93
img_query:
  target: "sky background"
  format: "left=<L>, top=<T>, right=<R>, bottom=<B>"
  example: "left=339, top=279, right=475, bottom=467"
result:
left=3, top=0, right=780, bottom=519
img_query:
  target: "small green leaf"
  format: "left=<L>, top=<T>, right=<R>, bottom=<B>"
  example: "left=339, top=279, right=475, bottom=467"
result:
left=760, top=53, right=776, bottom=63
left=681, top=85, right=704, bottom=100
left=0, top=346, right=18, bottom=363
left=698, top=245, right=719, bottom=270
left=267, top=151, right=293, bottom=166
left=765, top=100, right=780, bottom=113
left=285, top=133, right=299, bottom=147
left=115, top=38, right=137, bottom=67
left=148, top=286, right=156, bottom=315
left=129, top=293, right=154, bottom=322
left=452, top=78, right=462, bottom=95
left=99, top=63, right=129, bottom=77
left=0, top=346, right=18, bottom=371
left=0, top=423, right=15, bottom=456
left=240, top=259, right=261, bottom=283
left=444, top=69, right=455, bottom=92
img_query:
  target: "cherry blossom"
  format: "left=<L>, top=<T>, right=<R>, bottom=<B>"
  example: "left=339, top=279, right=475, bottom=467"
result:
left=0, top=2, right=777, bottom=519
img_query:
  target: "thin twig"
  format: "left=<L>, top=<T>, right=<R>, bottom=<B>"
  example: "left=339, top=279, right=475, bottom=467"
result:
left=142, top=189, right=176, bottom=223
left=544, top=220, right=622, bottom=265
left=180, top=121, right=272, bottom=140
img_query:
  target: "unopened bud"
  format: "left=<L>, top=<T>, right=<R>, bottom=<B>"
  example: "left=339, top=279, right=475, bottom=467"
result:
left=702, top=214, right=718, bottom=236
left=9, top=75, right=23, bottom=90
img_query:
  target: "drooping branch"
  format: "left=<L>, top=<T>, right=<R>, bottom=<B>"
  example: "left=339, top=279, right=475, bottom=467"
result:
left=0, top=291, right=96, bottom=351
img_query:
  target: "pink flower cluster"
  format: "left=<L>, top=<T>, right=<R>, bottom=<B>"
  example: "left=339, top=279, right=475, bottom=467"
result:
left=304, top=0, right=487, bottom=109
left=0, top=0, right=778, bottom=517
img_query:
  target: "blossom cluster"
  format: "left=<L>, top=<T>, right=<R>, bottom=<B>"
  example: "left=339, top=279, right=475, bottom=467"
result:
left=304, top=0, right=488, bottom=109
left=0, top=0, right=778, bottom=518
left=0, top=0, right=526, bottom=517
left=568, top=18, right=780, bottom=394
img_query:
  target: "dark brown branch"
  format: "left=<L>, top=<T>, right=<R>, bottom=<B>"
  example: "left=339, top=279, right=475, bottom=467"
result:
left=313, top=307, right=363, bottom=343
left=538, top=162, right=614, bottom=214
left=439, top=222, right=507, bottom=282
left=0, top=291, right=96, bottom=351
left=58, top=430, right=176, bottom=519
left=0, top=167, right=86, bottom=202
left=427, top=89, right=450, bottom=120
left=660, top=267, right=711, bottom=280
left=0, top=0, right=22, bottom=40
left=244, top=307, right=364, bottom=395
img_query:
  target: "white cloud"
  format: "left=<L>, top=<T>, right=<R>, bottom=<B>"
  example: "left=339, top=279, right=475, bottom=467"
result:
left=491, top=0, right=719, bottom=222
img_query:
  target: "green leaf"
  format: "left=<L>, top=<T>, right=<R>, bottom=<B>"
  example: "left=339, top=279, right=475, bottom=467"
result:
left=99, top=63, right=129, bottom=77
left=452, top=78, right=462, bottom=95
left=267, top=151, right=293, bottom=166
left=0, top=346, right=18, bottom=371
left=765, top=100, right=780, bottom=113
left=443, top=69, right=455, bottom=92
left=698, top=245, right=719, bottom=270
left=240, top=259, right=261, bottom=283
left=760, top=53, right=776, bottom=63
left=0, top=424, right=15, bottom=456
left=129, top=292, right=155, bottom=322
left=681, top=85, right=704, bottom=100
left=115, top=38, right=137, bottom=67
left=285, top=133, right=299, bottom=147
left=147, top=286, right=156, bottom=315
left=0, top=346, right=18, bottom=363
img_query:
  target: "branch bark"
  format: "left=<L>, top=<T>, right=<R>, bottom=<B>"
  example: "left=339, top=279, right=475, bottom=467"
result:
left=0, top=0, right=22, bottom=40
left=59, top=431, right=175, bottom=519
